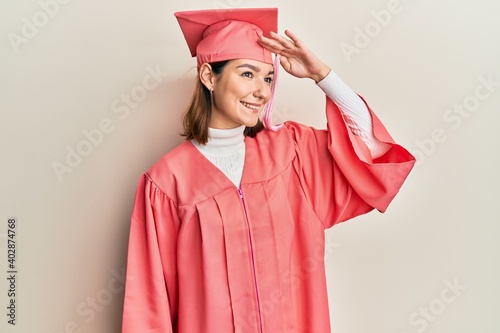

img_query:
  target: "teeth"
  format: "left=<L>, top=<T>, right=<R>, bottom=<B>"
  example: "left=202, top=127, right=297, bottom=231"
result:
left=241, top=102, right=260, bottom=110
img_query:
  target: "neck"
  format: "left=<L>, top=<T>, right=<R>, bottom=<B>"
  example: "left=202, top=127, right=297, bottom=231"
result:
left=193, top=125, right=246, bottom=155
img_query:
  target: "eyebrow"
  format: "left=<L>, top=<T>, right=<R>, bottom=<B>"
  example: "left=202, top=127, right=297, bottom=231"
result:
left=236, top=64, right=274, bottom=75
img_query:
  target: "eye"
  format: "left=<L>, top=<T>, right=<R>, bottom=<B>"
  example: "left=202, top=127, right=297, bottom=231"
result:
left=265, top=77, right=273, bottom=84
left=242, top=71, right=254, bottom=78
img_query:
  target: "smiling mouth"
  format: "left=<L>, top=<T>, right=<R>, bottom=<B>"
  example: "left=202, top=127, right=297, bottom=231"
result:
left=240, top=101, right=261, bottom=111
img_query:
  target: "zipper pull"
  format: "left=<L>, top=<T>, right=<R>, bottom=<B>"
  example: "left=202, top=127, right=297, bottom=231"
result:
left=238, top=188, right=243, bottom=199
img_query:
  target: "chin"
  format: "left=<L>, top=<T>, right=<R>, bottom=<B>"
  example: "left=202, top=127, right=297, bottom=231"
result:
left=241, top=117, right=260, bottom=128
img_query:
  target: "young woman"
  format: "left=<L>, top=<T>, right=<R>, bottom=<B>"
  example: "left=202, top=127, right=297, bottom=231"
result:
left=122, top=8, right=415, bottom=333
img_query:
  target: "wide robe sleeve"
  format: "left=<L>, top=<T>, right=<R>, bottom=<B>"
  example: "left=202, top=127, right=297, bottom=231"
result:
left=287, top=96, right=416, bottom=228
left=122, top=174, right=180, bottom=333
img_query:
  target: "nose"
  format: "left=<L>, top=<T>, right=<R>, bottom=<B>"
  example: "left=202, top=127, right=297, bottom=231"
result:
left=253, top=79, right=271, bottom=101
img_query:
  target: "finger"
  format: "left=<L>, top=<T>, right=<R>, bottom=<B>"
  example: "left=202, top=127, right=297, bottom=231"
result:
left=258, top=36, right=284, bottom=54
left=279, top=55, right=292, bottom=73
left=284, top=30, right=306, bottom=49
left=258, top=34, right=279, bottom=47
left=269, top=31, right=296, bottom=50
left=258, top=35, right=294, bottom=56
left=259, top=35, right=280, bottom=48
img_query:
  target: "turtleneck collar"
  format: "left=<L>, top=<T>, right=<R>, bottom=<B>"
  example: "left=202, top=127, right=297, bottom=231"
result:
left=192, top=124, right=246, bottom=156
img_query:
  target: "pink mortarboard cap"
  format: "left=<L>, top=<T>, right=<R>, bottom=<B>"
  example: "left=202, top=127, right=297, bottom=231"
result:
left=174, top=8, right=278, bottom=68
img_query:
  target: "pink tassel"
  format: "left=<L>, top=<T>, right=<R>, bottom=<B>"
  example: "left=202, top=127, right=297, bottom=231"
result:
left=262, top=54, right=283, bottom=131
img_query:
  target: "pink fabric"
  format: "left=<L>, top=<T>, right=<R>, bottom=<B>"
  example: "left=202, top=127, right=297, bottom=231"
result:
left=121, top=97, right=415, bottom=332
left=196, top=20, right=273, bottom=68
left=174, top=8, right=277, bottom=68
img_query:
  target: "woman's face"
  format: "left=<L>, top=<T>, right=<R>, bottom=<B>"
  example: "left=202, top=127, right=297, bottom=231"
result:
left=210, top=59, right=274, bottom=129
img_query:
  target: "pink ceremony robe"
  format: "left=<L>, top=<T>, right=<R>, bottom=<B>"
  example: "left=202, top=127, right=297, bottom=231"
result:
left=121, top=96, right=416, bottom=333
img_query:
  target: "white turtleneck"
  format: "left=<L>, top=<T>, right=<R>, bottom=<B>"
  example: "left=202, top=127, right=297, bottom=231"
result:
left=192, top=70, right=389, bottom=188
left=191, top=125, right=246, bottom=187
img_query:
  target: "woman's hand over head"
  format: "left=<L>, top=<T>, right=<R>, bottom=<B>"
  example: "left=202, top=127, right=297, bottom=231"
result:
left=258, top=30, right=331, bottom=83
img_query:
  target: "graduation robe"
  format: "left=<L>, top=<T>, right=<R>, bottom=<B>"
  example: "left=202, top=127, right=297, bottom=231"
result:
left=122, top=96, right=416, bottom=333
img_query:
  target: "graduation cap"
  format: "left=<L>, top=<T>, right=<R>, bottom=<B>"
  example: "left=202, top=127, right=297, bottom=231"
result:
left=174, top=8, right=278, bottom=68
left=174, top=8, right=282, bottom=130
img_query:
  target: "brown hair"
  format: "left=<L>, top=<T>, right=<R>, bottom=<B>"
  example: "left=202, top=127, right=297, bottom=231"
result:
left=181, top=60, right=265, bottom=145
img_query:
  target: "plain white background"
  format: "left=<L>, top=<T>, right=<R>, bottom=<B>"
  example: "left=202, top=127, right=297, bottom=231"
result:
left=1, top=0, right=499, bottom=332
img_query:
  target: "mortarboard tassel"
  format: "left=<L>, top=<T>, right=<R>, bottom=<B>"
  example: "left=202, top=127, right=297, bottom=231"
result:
left=262, top=54, right=283, bottom=131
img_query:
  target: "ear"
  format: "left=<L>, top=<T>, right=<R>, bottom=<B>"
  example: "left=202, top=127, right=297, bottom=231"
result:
left=199, top=63, right=216, bottom=91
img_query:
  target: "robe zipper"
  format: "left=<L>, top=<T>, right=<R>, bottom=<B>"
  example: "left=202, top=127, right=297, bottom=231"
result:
left=238, top=188, right=264, bottom=333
